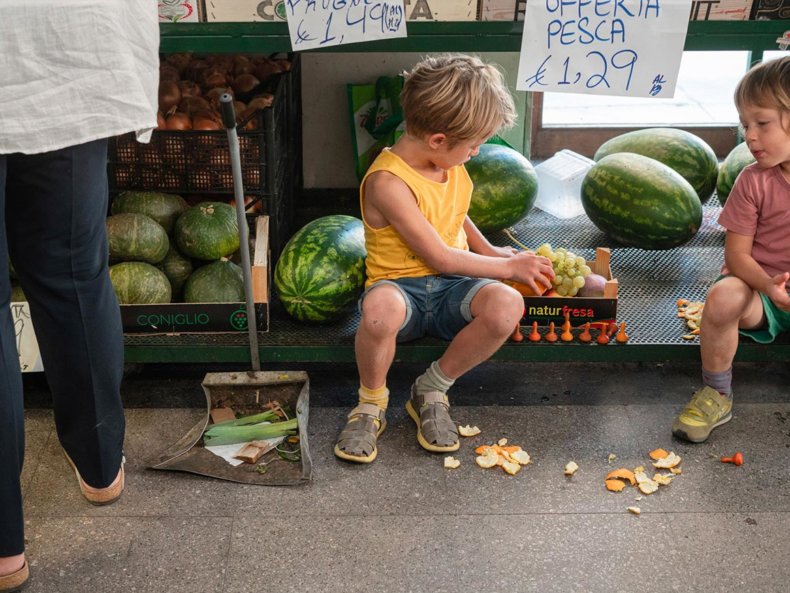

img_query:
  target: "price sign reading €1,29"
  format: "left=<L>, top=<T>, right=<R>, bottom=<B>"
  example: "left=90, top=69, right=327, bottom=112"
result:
left=284, top=0, right=407, bottom=52
left=517, top=0, right=692, bottom=98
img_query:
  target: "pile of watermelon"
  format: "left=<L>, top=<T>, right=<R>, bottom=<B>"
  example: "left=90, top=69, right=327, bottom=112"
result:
left=107, top=191, right=245, bottom=304
left=274, top=215, right=367, bottom=324
left=581, top=128, right=719, bottom=250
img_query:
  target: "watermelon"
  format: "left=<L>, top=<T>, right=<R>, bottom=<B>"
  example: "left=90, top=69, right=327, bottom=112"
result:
left=465, top=144, right=538, bottom=232
left=156, top=246, right=193, bottom=297
left=274, top=215, right=366, bottom=323
left=183, top=259, right=244, bottom=303
left=109, top=262, right=171, bottom=304
left=175, top=202, right=239, bottom=261
left=716, top=142, right=756, bottom=206
left=111, top=191, right=188, bottom=234
left=106, top=213, right=169, bottom=264
left=593, top=128, right=719, bottom=204
left=581, top=153, right=703, bottom=250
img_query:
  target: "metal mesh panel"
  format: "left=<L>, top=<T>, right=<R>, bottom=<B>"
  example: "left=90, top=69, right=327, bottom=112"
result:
left=127, top=202, right=731, bottom=350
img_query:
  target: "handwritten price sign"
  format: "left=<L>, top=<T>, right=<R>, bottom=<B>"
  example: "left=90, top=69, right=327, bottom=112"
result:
left=285, top=0, right=406, bottom=51
left=516, top=0, right=692, bottom=98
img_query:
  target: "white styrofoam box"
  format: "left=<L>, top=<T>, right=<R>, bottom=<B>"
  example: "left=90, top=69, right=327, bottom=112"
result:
left=205, top=0, right=287, bottom=22
left=478, top=0, right=525, bottom=21
left=688, top=0, right=753, bottom=20
left=159, top=0, right=202, bottom=22
left=405, top=0, right=478, bottom=21
left=533, top=150, right=594, bottom=219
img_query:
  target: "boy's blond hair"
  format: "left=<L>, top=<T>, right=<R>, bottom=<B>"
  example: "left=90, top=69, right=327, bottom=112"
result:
left=735, top=56, right=790, bottom=130
left=400, top=54, right=517, bottom=145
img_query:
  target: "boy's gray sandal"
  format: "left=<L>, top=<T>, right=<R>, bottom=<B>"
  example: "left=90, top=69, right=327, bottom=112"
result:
left=333, top=403, right=387, bottom=464
left=406, top=388, right=460, bottom=453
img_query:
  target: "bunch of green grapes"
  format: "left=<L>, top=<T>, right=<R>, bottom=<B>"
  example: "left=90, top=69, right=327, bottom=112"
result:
left=534, top=243, right=592, bottom=297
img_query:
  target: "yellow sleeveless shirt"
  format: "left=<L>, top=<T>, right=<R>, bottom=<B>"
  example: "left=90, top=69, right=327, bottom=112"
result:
left=360, top=148, right=473, bottom=287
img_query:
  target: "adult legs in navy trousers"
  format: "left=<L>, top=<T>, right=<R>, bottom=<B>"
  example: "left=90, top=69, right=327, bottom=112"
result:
left=0, top=138, right=125, bottom=558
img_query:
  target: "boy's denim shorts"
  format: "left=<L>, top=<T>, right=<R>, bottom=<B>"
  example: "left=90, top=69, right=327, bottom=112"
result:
left=358, top=275, right=497, bottom=342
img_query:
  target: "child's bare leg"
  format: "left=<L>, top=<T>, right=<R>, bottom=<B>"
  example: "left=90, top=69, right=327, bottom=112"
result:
left=355, top=285, right=407, bottom=389
left=334, top=285, right=406, bottom=463
left=439, top=283, right=524, bottom=378
left=700, top=276, right=765, bottom=372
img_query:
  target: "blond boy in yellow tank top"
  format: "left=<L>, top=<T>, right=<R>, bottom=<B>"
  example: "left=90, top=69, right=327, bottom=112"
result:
left=334, top=54, right=555, bottom=463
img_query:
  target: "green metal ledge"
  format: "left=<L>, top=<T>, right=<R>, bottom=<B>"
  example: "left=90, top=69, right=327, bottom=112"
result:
left=124, top=202, right=790, bottom=365
left=160, top=21, right=788, bottom=54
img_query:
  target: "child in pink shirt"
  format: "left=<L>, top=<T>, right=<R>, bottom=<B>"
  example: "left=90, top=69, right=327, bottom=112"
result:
left=673, top=56, right=790, bottom=443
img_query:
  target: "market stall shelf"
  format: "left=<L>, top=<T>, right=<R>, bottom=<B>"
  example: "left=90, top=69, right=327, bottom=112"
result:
left=123, top=201, right=790, bottom=364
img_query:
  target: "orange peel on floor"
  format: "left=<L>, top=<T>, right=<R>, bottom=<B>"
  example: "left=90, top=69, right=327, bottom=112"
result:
left=649, top=448, right=669, bottom=460
left=605, top=479, right=627, bottom=492
left=606, top=468, right=636, bottom=486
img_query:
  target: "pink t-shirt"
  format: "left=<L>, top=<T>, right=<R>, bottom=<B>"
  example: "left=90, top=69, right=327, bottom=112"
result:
left=718, top=163, right=790, bottom=280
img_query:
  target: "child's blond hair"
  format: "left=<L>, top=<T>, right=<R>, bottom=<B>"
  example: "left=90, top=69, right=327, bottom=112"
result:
left=735, top=56, right=790, bottom=130
left=400, top=54, right=517, bottom=145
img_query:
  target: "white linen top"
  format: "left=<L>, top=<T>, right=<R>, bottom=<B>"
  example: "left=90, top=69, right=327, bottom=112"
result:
left=0, top=0, right=159, bottom=155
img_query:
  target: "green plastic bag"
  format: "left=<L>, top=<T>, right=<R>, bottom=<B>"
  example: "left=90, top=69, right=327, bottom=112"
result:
left=347, top=75, right=405, bottom=182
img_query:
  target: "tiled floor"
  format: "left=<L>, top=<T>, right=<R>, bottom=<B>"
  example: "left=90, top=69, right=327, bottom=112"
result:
left=18, top=360, right=790, bottom=593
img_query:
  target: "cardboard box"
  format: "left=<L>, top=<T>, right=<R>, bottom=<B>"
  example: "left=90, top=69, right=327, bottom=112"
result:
left=120, top=216, right=270, bottom=335
left=11, top=302, right=43, bottom=373
left=159, top=0, right=202, bottom=22
left=688, top=0, right=753, bottom=20
left=405, top=0, right=478, bottom=21
left=204, top=0, right=286, bottom=22
left=751, top=0, right=790, bottom=19
left=478, top=0, right=525, bottom=21
left=521, top=248, right=618, bottom=325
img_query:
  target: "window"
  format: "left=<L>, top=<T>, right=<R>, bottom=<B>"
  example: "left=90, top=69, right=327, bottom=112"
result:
left=531, top=51, right=752, bottom=159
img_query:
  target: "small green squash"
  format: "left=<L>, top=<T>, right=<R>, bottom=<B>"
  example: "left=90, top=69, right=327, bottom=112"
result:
left=183, top=259, right=245, bottom=303
left=109, top=262, right=172, bottom=304
left=106, top=213, right=169, bottom=264
left=174, top=202, right=240, bottom=261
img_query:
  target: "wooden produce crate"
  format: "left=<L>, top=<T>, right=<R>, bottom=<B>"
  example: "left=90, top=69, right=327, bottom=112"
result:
left=521, top=247, right=618, bottom=325
left=119, top=216, right=270, bottom=335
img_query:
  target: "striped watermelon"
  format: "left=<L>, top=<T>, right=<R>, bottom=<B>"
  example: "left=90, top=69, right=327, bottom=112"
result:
left=274, top=215, right=367, bottom=323
left=465, top=144, right=538, bottom=232
left=593, top=128, right=719, bottom=204
left=716, top=142, right=755, bottom=206
left=581, top=153, right=703, bottom=250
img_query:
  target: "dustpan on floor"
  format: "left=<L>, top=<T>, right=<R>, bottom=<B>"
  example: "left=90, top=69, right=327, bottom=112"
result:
left=149, top=370, right=312, bottom=485
left=149, top=95, right=312, bottom=485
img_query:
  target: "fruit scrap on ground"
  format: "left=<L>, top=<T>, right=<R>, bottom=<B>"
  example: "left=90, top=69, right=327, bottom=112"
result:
left=564, top=461, right=579, bottom=476
left=677, top=299, right=704, bottom=340
left=474, top=441, right=532, bottom=475
left=458, top=424, right=481, bottom=437
left=605, top=450, right=682, bottom=495
left=444, top=456, right=461, bottom=469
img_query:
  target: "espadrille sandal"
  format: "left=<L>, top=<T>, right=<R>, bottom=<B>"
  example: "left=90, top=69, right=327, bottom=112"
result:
left=64, top=452, right=125, bottom=506
left=0, top=561, right=29, bottom=593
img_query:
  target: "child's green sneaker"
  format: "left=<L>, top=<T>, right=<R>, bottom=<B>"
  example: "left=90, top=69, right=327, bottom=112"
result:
left=672, top=386, right=733, bottom=443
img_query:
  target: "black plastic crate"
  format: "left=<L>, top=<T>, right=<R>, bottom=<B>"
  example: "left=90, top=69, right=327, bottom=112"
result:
left=108, top=54, right=301, bottom=260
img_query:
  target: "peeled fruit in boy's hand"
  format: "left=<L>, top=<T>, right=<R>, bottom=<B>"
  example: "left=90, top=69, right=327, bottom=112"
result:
left=505, top=273, right=552, bottom=296
left=578, top=273, right=607, bottom=297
